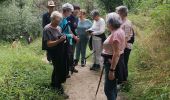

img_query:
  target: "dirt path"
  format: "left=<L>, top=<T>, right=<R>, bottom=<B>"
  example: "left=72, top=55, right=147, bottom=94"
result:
left=65, top=62, right=127, bottom=100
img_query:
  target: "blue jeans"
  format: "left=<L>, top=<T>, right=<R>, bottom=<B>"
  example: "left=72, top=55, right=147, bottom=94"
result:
left=104, top=59, right=117, bottom=100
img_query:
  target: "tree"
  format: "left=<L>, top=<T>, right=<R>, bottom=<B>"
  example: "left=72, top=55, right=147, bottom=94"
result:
left=98, top=0, right=123, bottom=12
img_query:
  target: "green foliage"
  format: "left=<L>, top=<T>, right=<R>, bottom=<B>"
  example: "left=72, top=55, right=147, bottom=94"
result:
left=0, top=39, right=63, bottom=99
left=0, top=0, right=41, bottom=41
left=98, top=0, right=123, bottom=12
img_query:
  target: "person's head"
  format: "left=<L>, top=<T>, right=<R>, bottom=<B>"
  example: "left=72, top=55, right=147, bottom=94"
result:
left=72, top=5, right=80, bottom=17
left=91, top=10, right=100, bottom=21
left=116, top=6, right=128, bottom=18
left=50, top=11, right=63, bottom=26
left=79, top=9, right=87, bottom=19
left=47, top=0, right=55, bottom=13
left=106, top=12, right=122, bottom=31
left=62, top=3, right=74, bottom=17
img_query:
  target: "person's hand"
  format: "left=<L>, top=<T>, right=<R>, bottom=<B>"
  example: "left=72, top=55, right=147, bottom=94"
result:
left=75, top=36, right=80, bottom=43
left=108, top=71, right=115, bottom=80
left=59, top=35, right=66, bottom=42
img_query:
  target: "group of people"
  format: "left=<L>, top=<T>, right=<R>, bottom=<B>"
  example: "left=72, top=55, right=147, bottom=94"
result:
left=42, top=0, right=134, bottom=100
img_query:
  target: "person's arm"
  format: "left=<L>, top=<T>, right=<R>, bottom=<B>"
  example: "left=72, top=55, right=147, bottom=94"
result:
left=108, top=41, right=120, bottom=80
left=42, top=14, right=46, bottom=28
left=47, top=36, right=66, bottom=47
left=92, top=20, right=105, bottom=35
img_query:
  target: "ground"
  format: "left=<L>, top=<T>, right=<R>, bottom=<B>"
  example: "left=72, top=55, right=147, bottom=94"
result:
left=65, top=62, right=128, bottom=100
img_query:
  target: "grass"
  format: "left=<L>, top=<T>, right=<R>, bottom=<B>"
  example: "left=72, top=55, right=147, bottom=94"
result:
left=0, top=39, right=64, bottom=100
left=125, top=14, right=170, bottom=100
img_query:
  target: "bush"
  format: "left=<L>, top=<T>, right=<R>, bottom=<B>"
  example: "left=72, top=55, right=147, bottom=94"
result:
left=0, top=0, right=41, bottom=41
left=0, top=40, right=63, bottom=99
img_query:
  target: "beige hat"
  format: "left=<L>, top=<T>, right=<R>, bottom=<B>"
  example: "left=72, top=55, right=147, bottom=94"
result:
left=47, top=0, right=55, bottom=7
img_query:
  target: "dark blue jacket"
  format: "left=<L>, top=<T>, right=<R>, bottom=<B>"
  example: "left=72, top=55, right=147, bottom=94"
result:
left=67, top=15, right=79, bottom=36
left=42, top=12, right=51, bottom=28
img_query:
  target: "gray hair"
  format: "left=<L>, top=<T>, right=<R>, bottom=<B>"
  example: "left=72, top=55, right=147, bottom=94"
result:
left=91, top=10, right=100, bottom=17
left=116, top=6, right=128, bottom=16
left=62, top=3, right=74, bottom=12
left=50, top=11, right=62, bottom=21
left=106, top=12, right=122, bottom=29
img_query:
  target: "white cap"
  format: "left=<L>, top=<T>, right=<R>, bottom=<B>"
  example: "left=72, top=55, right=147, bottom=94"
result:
left=62, top=3, right=74, bottom=11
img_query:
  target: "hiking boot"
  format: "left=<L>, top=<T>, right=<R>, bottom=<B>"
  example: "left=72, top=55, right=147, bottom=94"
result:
left=73, top=59, right=78, bottom=66
left=66, top=75, right=71, bottom=78
left=90, top=64, right=96, bottom=70
left=92, top=64, right=100, bottom=71
left=73, top=68, right=78, bottom=73
left=62, top=92, right=69, bottom=99
left=81, top=60, right=86, bottom=67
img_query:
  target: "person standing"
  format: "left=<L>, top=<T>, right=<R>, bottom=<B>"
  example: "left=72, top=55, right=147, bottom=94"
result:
left=42, top=0, right=55, bottom=28
left=42, top=0, right=55, bottom=62
left=75, top=9, right=92, bottom=67
left=60, top=3, right=78, bottom=77
left=66, top=4, right=80, bottom=71
left=42, top=11, right=69, bottom=99
left=102, top=12, right=126, bottom=100
left=88, top=10, right=106, bottom=71
left=116, top=6, right=134, bottom=81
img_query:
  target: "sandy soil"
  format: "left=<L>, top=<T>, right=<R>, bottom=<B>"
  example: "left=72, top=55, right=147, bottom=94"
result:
left=65, top=62, right=127, bottom=100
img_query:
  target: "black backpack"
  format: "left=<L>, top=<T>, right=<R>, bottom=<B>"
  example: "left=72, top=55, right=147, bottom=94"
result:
left=127, top=28, right=135, bottom=44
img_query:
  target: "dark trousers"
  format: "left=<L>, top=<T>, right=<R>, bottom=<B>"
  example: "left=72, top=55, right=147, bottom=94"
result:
left=68, top=44, right=76, bottom=71
left=104, top=59, right=117, bottom=100
left=124, top=48, right=131, bottom=78
left=48, top=50, right=67, bottom=88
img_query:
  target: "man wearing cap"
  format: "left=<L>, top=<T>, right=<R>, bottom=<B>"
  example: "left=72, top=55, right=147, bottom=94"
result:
left=42, top=0, right=55, bottom=62
left=42, top=0, right=55, bottom=28
left=87, top=10, right=106, bottom=71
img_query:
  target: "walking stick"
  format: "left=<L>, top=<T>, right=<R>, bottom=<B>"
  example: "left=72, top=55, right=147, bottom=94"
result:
left=85, top=51, right=96, bottom=60
left=95, top=66, right=104, bottom=98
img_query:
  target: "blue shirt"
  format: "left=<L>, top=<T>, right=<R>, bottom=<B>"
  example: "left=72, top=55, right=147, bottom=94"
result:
left=76, top=19, right=92, bottom=37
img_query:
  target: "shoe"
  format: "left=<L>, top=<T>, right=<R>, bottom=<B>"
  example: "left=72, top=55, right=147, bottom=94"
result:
left=90, top=64, right=96, bottom=70
left=94, top=64, right=100, bottom=71
left=73, top=68, right=78, bottom=73
left=66, top=75, right=71, bottom=78
left=81, top=60, right=86, bottom=67
left=73, top=59, right=78, bottom=66
left=62, top=92, right=69, bottom=99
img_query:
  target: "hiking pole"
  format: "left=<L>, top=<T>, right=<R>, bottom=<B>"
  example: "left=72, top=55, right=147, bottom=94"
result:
left=84, top=51, right=96, bottom=65
left=85, top=51, right=96, bottom=60
left=95, top=66, right=104, bottom=99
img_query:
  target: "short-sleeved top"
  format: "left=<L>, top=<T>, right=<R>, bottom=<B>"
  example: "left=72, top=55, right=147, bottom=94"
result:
left=88, top=18, right=106, bottom=40
left=42, top=24, right=63, bottom=50
left=121, top=19, right=133, bottom=49
left=42, top=12, right=51, bottom=28
left=59, top=17, right=73, bottom=45
left=102, top=28, right=125, bottom=55
left=76, top=19, right=92, bottom=37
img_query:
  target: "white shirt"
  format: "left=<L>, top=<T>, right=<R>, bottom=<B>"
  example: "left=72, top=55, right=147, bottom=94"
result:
left=88, top=18, right=106, bottom=40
